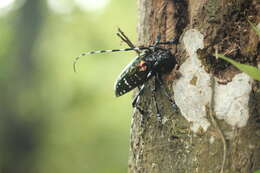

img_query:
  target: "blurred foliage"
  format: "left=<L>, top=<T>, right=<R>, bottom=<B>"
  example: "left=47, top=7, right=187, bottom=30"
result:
left=0, top=0, right=137, bottom=173
left=249, top=20, right=260, bottom=37
left=215, top=54, right=260, bottom=81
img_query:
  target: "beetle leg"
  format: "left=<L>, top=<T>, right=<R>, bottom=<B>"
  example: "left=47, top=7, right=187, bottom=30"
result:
left=132, top=83, right=147, bottom=127
left=132, top=83, right=145, bottom=110
left=132, top=71, right=154, bottom=126
left=152, top=76, right=162, bottom=122
left=155, top=73, right=178, bottom=112
left=132, top=71, right=153, bottom=108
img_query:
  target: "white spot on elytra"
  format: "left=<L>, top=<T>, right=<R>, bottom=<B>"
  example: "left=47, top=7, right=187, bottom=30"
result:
left=124, top=78, right=130, bottom=87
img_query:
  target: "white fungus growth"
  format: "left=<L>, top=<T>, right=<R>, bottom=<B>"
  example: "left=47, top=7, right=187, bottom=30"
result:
left=173, top=29, right=252, bottom=132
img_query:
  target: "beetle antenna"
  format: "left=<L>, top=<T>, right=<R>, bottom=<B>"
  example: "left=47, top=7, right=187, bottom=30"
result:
left=73, top=47, right=151, bottom=72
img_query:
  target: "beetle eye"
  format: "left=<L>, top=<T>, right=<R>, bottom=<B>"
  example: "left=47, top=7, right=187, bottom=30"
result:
left=138, top=60, right=147, bottom=71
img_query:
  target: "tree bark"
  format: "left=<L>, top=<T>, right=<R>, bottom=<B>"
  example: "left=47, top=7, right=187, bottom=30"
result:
left=128, top=0, right=260, bottom=173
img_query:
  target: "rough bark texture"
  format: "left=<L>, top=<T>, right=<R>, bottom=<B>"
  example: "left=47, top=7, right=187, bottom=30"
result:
left=128, top=0, right=260, bottom=173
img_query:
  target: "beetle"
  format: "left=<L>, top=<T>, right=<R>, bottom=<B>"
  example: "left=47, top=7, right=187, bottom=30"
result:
left=74, top=35, right=178, bottom=123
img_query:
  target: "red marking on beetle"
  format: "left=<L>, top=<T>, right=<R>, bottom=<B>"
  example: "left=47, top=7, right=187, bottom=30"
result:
left=138, top=60, right=147, bottom=71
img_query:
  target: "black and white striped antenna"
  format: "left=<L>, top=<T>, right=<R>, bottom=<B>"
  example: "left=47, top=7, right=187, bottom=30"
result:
left=73, top=47, right=151, bottom=73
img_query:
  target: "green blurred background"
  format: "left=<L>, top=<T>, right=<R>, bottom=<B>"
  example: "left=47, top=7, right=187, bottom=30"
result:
left=0, top=0, right=137, bottom=172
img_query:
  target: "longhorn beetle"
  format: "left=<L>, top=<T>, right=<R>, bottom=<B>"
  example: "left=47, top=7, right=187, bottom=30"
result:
left=74, top=34, right=178, bottom=124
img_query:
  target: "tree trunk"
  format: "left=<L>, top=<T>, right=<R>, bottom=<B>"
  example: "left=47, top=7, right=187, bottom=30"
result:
left=128, top=0, right=260, bottom=173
